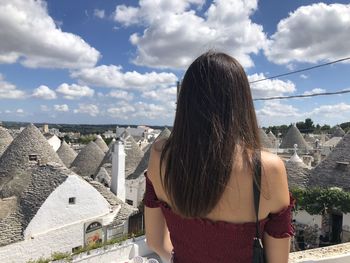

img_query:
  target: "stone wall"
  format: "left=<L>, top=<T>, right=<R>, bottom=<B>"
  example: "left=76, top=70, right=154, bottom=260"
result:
left=0, top=220, right=86, bottom=263
left=289, top=242, right=350, bottom=263
left=55, top=236, right=155, bottom=263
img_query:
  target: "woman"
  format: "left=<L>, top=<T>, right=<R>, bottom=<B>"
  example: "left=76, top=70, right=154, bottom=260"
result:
left=144, top=51, right=294, bottom=262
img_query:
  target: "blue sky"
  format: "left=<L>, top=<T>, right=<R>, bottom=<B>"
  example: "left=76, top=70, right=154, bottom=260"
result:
left=0, top=0, right=350, bottom=126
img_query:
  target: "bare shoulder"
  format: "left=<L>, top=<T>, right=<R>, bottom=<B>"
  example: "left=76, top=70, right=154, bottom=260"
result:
left=153, top=138, right=167, bottom=153
left=260, top=151, right=290, bottom=213
left=261, top=151, right=286, bottom=174
left=147, top=138, right=167, bottom=182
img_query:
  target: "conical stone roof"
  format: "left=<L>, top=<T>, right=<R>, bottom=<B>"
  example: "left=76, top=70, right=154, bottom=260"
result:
left=309, top=132, right=350, bottom=190
left=94, top=135, right=109, bottom=153
left=95, top=166, right=111, bottom=187
left=323, top=136, right=342, bottom=147
left=0, top=127, right=13, bottom=157
left=121, top=131, right=144, bottom=177
left=267, top=131, right=276, bottom=141
left=128, top=128, right=171, bottom=180
left=259, top=128, right=273, bottom=149
left=0, top=124, right=63, bottom=198
left=94, top=139, right=115, bottom=178
left=332, top=126, right=345, bottom=138
left=280, top=124, right=311, bottom=150
left=56, top=140, right=77, bottom=168
left=70, top=141, right=104, bottom=177
left=157, top=127, right=171, bottom=140
left=285, top=161, right=310, bottom=189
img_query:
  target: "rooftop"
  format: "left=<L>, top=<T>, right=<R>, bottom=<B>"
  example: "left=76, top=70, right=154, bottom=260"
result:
left=70, top=141, right=105, bottom=177
left=0, top=124, right=63, bottom=198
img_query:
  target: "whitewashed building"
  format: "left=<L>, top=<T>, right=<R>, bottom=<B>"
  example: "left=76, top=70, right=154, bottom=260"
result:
left=45, top=134, right=61, bottom=152
left=125, top=128, right=171, bottom=208
left=286, top=133, right=350, bottom=248
left=0, top=124, right=137, bottom=263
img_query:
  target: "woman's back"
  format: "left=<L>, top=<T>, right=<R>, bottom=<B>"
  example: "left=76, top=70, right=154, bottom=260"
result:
left=144, top=52, right=294, bottom=263
left=149, top=139, right=289, bottom=224
left=145, top=140, right=294, bottom=263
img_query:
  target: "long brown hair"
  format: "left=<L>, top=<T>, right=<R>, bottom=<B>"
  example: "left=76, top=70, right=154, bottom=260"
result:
left=160, top=51, right=260, bottom=218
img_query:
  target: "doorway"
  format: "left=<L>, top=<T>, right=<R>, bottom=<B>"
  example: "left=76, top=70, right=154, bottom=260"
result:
left=330, top=213, right=343, bottom=244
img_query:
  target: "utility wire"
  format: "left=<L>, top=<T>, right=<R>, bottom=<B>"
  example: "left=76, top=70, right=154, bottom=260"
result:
left=254, top=89, right=350, bottom=101
left=249, top=56, right=350, bottom=84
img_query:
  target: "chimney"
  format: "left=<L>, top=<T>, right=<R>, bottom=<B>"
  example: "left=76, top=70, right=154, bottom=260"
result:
left=43, top=124, right=49, bottom=133
left=110, top=139, right=126, bottom=201
left=302, top=155, right=313, bottom=167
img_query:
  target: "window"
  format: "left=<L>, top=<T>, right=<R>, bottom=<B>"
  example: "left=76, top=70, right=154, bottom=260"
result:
left=336, top=161, right=349, bottom=171
left=28, top=154, right=38, bottom=161
left=69, top=197, right=76, bottom=204
left=126, top=199, right=133, bottom=206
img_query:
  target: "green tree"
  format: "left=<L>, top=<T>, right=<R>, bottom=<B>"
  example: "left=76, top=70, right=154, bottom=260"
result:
left=305, top=118, right=314, bottom=132
left=78, top=135, right=95, bottom=144
left=296, top=118, right=315, bottom=133
left=320, top=124, right=331, bottom=132
left=291, top=187, right=350, bottom=215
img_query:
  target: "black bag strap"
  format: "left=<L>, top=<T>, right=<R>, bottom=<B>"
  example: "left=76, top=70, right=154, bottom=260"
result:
left=253, top=150, right=262, bottom=241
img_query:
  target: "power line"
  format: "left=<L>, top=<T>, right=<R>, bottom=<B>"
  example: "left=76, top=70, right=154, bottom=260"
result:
left=249, top=57, right=350, bottom=84
left=254, top=89, right=350, bottom=101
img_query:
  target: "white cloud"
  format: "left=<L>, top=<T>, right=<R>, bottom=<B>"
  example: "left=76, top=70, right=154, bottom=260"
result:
left=54, top=104, right=69, bottom=112
left=248, top=74, right=296, bottom=98
left=265, top=3, right=350, bottom=64
left=74, top=104, right=99, bottom=117
left=114, top=5, right=139, bottom=26
left=71, top=65, right=177, bottom=90
left=256, top=101, right=302, bottom=126
left=106, top=99, right=175, bottom=121
left=0, top=0, right=100, bottom=68
left=310, top=103, right=350, bottom=117
left=93, top=9, right=105, bottom=19
left=131, top=101, right=174, bottom=120
left=56, top=83, right=94, bottom=100
left=32, top=85, right=57, bottom=99
left=256, top=101, right=350, bottom=126
left=303, top=88, right=326, bottom=96
left=0, top=74, right=26, bottom=99
left=114, top=0, right=205, bottom=26
left=114, top=0, right=266, bottom=69
left=107, top=101, right=136, bottom=119
left=300, top=74, right=308, bottom=79
left=257, top=101, right=301, bottom=118
left=5, top=110, right=11, bottom=113
left=15, top=108, right=30, bottom=116
left=141, top=86, right=177, bottom=103
left=108, top=90, right=134, bottom=101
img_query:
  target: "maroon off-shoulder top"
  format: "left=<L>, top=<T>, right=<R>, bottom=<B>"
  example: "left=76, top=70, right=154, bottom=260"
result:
left=144, top=172, right=295, bottom=263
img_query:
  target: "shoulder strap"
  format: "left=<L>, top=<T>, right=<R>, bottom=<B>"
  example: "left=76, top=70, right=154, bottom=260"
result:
left=253, top=150, right=262, bottom=239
